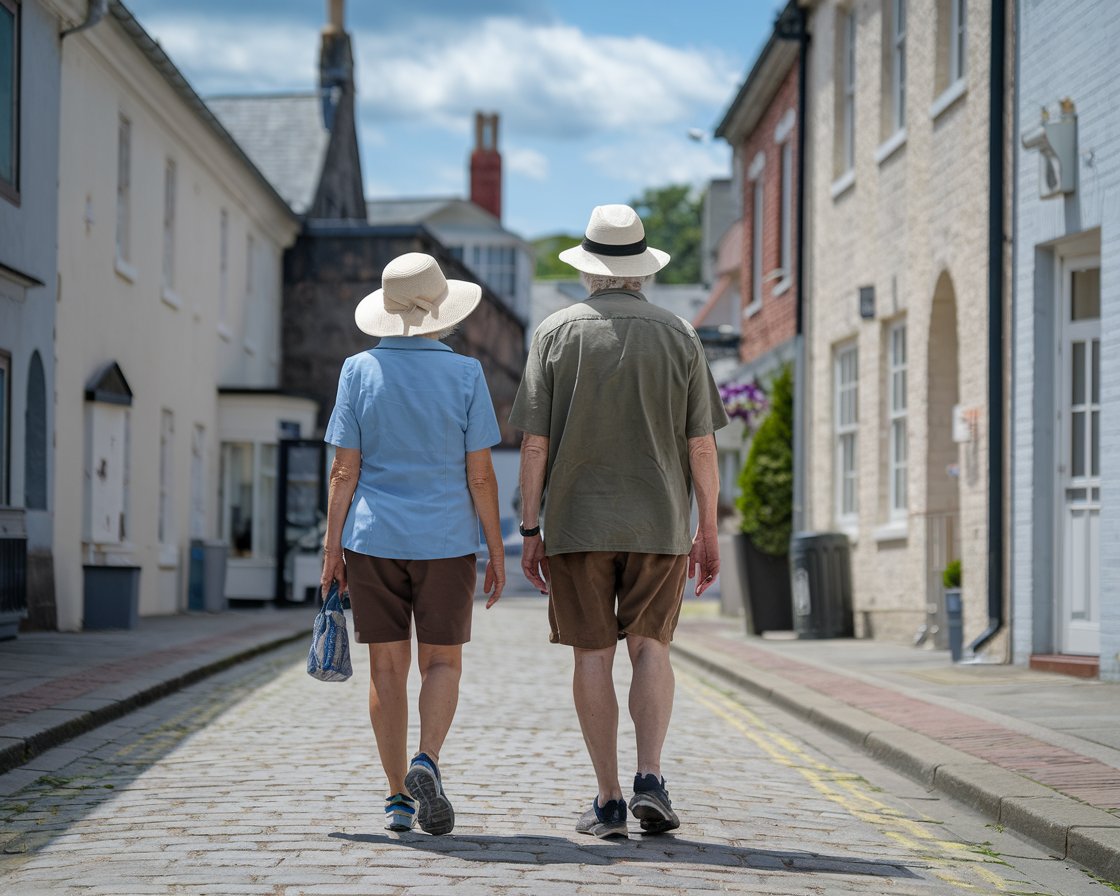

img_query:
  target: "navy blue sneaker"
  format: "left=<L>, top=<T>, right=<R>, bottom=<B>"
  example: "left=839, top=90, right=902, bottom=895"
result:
left=404, top=752, right=455, bottom=835
left=384, top=792, right=417, bottom=832
left=576, top=797, right=628, bottom=839
left=629, top=773, right=680, bottom=834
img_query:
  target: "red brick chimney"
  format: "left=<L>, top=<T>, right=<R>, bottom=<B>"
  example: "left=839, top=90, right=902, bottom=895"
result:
left=470, top=112, right=502, bottom=220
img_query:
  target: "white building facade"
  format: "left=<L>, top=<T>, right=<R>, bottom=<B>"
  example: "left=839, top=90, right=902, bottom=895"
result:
left=1012, top=0, right=1120, bottom=680
left=53, top=2, right=311, bottom=630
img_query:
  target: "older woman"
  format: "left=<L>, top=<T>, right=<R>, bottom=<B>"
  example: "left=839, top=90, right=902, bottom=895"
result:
left=321, top=252, right=505, bottom=836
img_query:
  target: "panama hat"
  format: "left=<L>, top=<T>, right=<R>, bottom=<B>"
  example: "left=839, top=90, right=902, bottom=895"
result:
left=558, top=204, right=670, bottom=277
left=355, top=253, right=482, bottom=337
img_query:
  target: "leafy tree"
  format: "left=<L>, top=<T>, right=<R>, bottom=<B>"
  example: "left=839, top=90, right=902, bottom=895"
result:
left=736, top=364, right=794, bottom=556
left=630, top=184, right=702, bottom=284
left=533, top=234, right=583, bottom=279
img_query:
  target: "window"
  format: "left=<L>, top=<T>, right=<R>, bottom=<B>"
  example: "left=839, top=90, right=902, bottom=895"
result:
left=890, top=0, right=907, bottom=132
left=778, top=140, right=793, bottom=282
left=747, top=177, right=764, bottom=314
left=887, top=321, right=908, bottom=517
left=0, top=0, right=18, bottom=203
left=220, top=441, right=276, bottom=558
left=25, top=350, right=46, bottom=509
left=158, top=409, right=174, bottom=545
left=0, top=351, right=8, bottom=505
left=245, top=233, right=254, bottom=297
left=949, top=0, right=966, bottom=85
left=218, top=208, right=229, bottom=329
left=836, top=8, right=856, bottom=175
left=835, top=343, right=859, bottom=523
left=190, top=424, right=205, bottom=538
left=116, top=115, right=131, bottom=263
left=162, top=159, right=176, bottom=292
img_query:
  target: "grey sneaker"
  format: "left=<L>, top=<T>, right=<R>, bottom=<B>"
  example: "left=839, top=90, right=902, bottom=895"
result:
left=384, top=793, right=417, bottom=832
left=405, top=752, right=455, bottom=835
left=576, top=797, right=628, bottom=839
left=629, top=773, right=680, bottom=834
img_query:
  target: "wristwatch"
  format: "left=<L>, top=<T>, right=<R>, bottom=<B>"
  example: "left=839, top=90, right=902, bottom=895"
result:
left=519, top=522, right=541, bottom=537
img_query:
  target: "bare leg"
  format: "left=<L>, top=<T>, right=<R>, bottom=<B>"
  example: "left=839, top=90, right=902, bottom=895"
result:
left=416, top=642, right=464, bottom=762
left=573, top=644, right=623, bottom=803
left=626, top=634, right=675, bottom=779
left=368, top=640, right=412, bottom=794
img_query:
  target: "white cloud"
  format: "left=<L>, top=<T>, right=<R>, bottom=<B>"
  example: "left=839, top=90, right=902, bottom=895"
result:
left=585, top=134, right=731, bottom=190
left=504, top=147, right=549, bottom=180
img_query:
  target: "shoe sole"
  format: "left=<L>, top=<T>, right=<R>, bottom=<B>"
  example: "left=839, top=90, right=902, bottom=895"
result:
left=405, top=764, right=455, bottom=836
left=629, top=793, right=680, bottom=834
left=577, top=821, right=629, bottom=839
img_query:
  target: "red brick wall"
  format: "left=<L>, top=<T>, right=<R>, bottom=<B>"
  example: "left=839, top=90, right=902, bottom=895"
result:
left=737, top=62, right=799, bottom=366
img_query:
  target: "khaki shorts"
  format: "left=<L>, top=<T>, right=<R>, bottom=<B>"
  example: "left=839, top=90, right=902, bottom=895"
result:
left=546, top=551, right=689, bottom=649
left=344, top=550, right=476, bottom=645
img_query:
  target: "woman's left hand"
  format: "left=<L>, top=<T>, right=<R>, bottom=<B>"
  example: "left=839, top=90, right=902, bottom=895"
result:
left=483, top=556, right=505, bottom=608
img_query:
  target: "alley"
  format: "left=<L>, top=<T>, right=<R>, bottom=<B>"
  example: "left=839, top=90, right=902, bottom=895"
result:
left=0, top=598, right=1106, bottom=896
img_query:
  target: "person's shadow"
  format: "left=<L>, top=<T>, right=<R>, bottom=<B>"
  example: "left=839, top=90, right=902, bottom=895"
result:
left=330, top=831, right=920, bottom=879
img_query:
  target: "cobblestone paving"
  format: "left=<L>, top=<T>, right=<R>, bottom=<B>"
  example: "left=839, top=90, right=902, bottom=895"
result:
left=0, top=599, right=1108, bottom=895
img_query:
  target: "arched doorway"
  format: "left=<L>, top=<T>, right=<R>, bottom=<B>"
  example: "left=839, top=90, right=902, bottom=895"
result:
left=923, top=271, right=961, bottom=646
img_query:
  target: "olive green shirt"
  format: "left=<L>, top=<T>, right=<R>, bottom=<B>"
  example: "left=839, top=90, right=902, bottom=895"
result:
left=509, top=289, right=729, bottom=556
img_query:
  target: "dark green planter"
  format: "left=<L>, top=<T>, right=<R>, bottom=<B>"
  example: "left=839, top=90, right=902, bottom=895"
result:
left=735, top=533, right=793, bottom=635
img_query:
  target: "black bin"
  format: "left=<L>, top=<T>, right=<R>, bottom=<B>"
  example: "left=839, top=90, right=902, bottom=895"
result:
left=790, top=532, right=854, bottom=639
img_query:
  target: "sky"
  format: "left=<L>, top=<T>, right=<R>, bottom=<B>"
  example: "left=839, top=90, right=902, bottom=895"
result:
left=124, top=0, right=784, bottom=239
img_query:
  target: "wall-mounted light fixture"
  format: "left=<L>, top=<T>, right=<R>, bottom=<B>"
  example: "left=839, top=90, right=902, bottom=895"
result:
left=1021, top=98, right=1078, bottom=199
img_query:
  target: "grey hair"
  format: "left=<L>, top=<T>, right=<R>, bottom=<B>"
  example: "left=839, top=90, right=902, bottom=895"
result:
left=430, top=323, right=461, bottom=340
left=580, top=272, right=652, bottom=294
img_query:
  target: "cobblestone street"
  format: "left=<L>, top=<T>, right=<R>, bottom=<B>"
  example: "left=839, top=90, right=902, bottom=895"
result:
left=0, top=598, right=1107, bottom=895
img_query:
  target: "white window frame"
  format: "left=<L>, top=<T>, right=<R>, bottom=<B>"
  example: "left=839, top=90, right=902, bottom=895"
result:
left=841, top=9, right=856, bottom=173
left=891, top=0, right=907, bottom=133
left=776, top=139, right=793, bottom=293
left=0, top=0, right=20, bottom=204
left=190, top=424, right=205, bottom=539
left=746, top=172, right=764, bottom=317
left=219, top=440, right=277, bottom=560
left=161, top=158, right=178, bottom=305
left=834, top=342, right=859, bottom=526
left=218, top=208, right=230, bottom=338
left=888, top=321, right=908, bottom=518
left=115, top=115, right=133, bottom=274
left=158, top=409, right=175, bottom=555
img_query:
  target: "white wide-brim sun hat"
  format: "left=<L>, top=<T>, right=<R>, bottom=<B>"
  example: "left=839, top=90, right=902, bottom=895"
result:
left=355, top=252, right=482, bottom=337
left=558, top=204, right=670, bottom=277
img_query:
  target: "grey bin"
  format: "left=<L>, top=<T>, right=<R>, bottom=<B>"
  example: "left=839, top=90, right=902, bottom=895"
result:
left=790, top=532, right=854, bottom=639
left=188, top=540, right=229, bottom=613
left=83, top=565, right=141, bottom=630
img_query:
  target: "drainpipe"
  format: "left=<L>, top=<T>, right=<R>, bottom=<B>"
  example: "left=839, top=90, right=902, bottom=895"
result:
left=60, top=0, right=108, bottom=40
left=776, top=1, right=810, bottom=533
left=968, top=0, right=1007, bottom=654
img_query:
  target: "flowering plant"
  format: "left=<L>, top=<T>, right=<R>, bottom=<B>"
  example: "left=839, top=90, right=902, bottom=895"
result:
left=719, top=380, right=769, bottom=432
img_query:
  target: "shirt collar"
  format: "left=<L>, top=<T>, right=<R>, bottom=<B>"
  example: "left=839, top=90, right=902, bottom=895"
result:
left=587, top=288, right=648, bottom=302
left=375, top=336, right=454, bottom=352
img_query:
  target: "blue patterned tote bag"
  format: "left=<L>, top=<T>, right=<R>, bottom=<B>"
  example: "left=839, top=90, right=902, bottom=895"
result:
left=307, top=582, right=353, bottom=681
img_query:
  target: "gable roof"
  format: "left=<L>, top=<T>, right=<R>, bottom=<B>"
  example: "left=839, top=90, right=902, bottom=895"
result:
left=206, top=93, right=331, bottom=215
left=365, top=197, right=459, bottom=226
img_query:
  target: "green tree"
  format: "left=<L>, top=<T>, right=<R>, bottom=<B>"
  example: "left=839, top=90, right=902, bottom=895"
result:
left=533, top=234, right=583, bottom=279
left=736, top=364, right=794, bottom=556
left=630, top=184, right=702, bottom=284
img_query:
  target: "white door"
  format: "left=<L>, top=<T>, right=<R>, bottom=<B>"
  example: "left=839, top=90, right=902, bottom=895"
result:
left=1057, top=259, right=1101, bottom=655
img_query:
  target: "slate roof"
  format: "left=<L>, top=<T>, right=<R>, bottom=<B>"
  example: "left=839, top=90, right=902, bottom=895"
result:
left=206, top=93, right=330, bottom=215
left=365, top=197, right=458, bottom=226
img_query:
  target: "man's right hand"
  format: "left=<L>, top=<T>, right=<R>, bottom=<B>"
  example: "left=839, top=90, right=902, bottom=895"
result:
left=688, top=530, right=720, bottom=596
left=521, top=533, right=550, bottom=594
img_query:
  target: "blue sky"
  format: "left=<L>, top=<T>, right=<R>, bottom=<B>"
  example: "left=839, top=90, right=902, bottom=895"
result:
left=124, top=0, right=782, bottom=239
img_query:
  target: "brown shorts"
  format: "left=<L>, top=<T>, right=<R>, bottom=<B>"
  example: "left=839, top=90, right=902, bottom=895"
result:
left=546, top=552, right=689, bottom=649
left=343, top=550, right=477, bottom=645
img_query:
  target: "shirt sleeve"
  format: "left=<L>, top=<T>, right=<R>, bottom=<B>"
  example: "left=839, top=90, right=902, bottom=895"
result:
left=465, top=362, right=502, bottom=452
left=324, top=359, right=361, bottom=449
left=508, top=332, right=553, bottom=436
left=685, top=340, right=730, bottom=438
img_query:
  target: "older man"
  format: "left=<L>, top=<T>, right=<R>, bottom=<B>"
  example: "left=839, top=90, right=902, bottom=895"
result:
left=510, top=204, right=727, bottom=839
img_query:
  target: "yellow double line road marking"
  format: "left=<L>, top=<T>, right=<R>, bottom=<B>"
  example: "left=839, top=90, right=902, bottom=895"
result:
left=679, top=674, right=1013, bottom=892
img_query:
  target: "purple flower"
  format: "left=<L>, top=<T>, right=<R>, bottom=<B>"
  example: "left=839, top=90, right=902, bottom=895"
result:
left=719, top=380, right=769, bottom=430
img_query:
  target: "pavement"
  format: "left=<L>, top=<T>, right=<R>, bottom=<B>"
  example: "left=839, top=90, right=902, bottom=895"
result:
left=0, top=589, right=1117, bottom=887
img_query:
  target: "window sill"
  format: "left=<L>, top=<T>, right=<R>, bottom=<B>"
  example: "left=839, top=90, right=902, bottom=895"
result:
left=873, top=520, right=909, bottom=543
left=743, top=299, right=763, bottom=319
left=771, top=277, right=792, bottom=298
left=217, top=323, right=233, bottom=342
left=930, top=79, right=967, bottom=121
left=837, top=523, right=859, bottom=546
left=874, top=128, right=908, bottom=166
left=831, top=169, right=855, bottom=200
left=114, top=255, right=138, bottom=284
left=161, top=286, right=182, bottom=310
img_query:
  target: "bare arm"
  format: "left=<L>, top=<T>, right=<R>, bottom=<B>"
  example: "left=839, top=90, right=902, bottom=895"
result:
left=687, top=433, right=720, bottom=596
left=518, top=433, right=550, bottom=593
left=467, top=448, right=505, bottom=608
left=321, top=447, right=361, bottom=598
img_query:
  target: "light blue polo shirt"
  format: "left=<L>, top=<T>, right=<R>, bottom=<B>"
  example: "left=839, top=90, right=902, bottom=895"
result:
left=324, top=337, right=502, bottom=560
